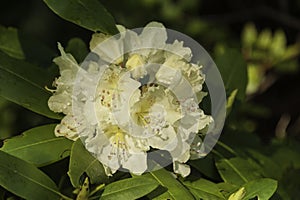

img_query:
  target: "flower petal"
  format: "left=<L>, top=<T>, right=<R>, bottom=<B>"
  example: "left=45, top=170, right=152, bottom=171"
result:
left=54, top=115, right=79, bottom=141
left=139, top=22, right=167, bottom=51
left=173, top=161, right=191, bottom=177
left=54, top=43, right=79, bottom=72
left=165, top=40, right=192, bottom=61
left=48, top=91, right=72, bottom=115
left=122, top=152, right=147, bottom=175
left=148, top=126, right=178, bottom=151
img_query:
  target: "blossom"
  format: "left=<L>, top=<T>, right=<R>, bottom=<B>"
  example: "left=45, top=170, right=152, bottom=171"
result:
left=48, top=22, right=213, bottom=177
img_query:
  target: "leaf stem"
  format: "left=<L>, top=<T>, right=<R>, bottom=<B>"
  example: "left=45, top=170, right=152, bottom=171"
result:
left=59, top=193, right=73, bottom=200
left=89, top=183, right=105, bottom=197
left=216, top=141, right=237, bottom=156
left=211, top=149, right=224, bottom=158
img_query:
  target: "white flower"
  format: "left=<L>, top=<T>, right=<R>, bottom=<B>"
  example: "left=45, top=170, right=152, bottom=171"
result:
left=48, top=22, right=213, bottom=177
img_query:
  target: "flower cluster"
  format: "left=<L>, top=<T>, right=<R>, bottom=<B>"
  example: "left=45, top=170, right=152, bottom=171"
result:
left=48, top=22, right=212, bottom=177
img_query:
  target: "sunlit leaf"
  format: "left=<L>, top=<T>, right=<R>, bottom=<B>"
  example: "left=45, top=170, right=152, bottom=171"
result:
left=0, top=151, right=63, bottom=200
left=184, top=178, right=225, bottom=199
left=76, top=177, right=90, bottom=200
left=68, top=139, right=108, bottom=188
left=43, top=0, right=118, bottom=34
left=101, top=177, right=159, bottom=200
left=242, top=178, right=277, bottom=200
left=242, top=23, right=257, bottom=48
left=270, top=29, right=286, bottom=57
left=282, top=43, right=300, bottom=60
left=256, top=29, right=272, bottom=49
left=0, top=124, right=72, bottom=167
left=144, top=168, right=194, bottom=200
left=0, top=26, right=24, bottom=59
left=216, top=157, right=262, bottom=186
left=0, top=51, right=61, bottom=119
left=226, top=89, right=238, bottom=116
left=217, top=182, right=239, bottom=199
left=246, top=63, right=263, bottom=94
left=228, top=187, right=246, bottom=200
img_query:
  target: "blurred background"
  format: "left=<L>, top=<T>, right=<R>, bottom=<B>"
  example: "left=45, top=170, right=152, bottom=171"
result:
left=0, top=0, right=299, bottom=142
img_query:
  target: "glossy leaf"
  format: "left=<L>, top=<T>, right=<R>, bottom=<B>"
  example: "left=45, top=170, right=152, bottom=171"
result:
left=68, top=139, right=108, bottom=188
left=101, top=177, right=159, bottom=200
left=0, top=151, right=62, bottom=200
left=215, top=48, right=247, bottom=100
left=0, top=124, right=73, bottom=166
left=0, top=51, right=61, bottom=119
left=216, top=157, right=262, bottom=186
left=43, top=0, right=118, bottom=34
left=0, top=26, right=24, bottom=59
left=184, top=178, right=225, bottom=199
left=144, top=168, right=194, bottom=200
left=242, top=178, right=277, bottom=200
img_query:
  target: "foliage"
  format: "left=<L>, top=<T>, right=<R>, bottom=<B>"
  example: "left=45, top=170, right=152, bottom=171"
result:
left=0, top=0, right=299, bottom=199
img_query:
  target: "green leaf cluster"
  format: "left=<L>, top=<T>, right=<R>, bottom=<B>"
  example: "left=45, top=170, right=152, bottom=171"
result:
left=0, top=0, right=299, bottom=199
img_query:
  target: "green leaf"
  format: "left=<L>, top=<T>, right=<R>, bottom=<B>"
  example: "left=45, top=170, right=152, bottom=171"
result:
left=256, top=29, right=272, bottom=49
left=0, top=26, right=24, bottom=59
left=0, top=124, right=73, bottom=167
left=282, top=43, right=300, bottom=60
left=216, top=157, right=262, bottom=186
left=246, top=149, right=282, bottom=179
left=226, top=89, right=238, bottom=116
left=228, top=187, right=246, bottom=200
left=144, top=168, right=194, bottom=200
left=101, top=177, right=159, bottom=200
left=0, top=51, right=61, bottom=119
left=0, top=187, right=5, bottom=200
left=215, top=48, right=248, bottom=100
left=68, top=139, right=108, bottom=188
left=43, top=0, right=118, bottom=34
left=18, top=33, right=57, bottom=67
left=0, top=150, right=63, bottom=200
left=76, top=177, right=90, bottom=200
left=279, top=167, right=300, bottom=200
left=242, top=178, right=277, bottom=200
left=241, top=23, right=257, bottom=48
left=66, top=38, right=88, bottom=63
left=246, top=63, right=264, bottom=94
left=271, top=146, right=300, bottom=169
left=217, top=182, right=239, bottom=199
left=270, top=29, right=286, bottom=57
left=184, top=178, right=225, bottom=200
left=189, top=154, right=220, bottom=181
